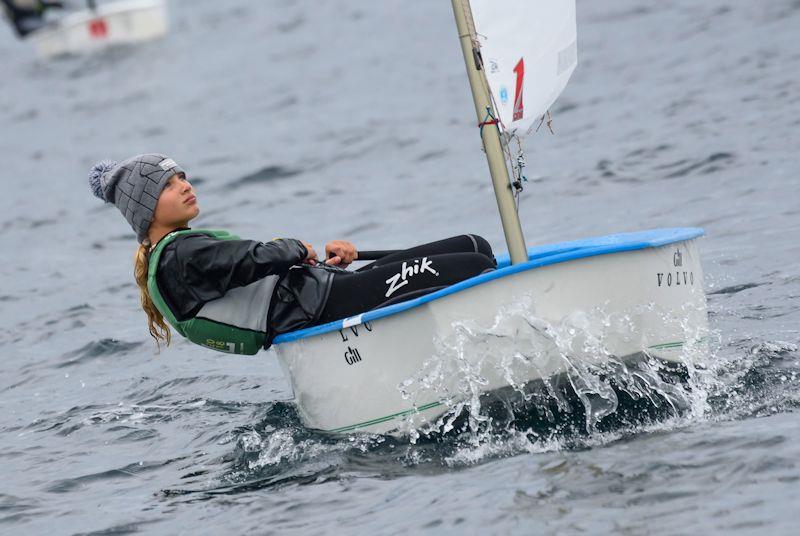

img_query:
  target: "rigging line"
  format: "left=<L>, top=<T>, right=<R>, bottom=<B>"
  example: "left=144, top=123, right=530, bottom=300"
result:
left=468, top=14, right=497, bottom=124
left=512, top=135, right=528, bottom=210
left=459, top=0, right=490, bottom=99
left=460, top=0, right=501, bottom=134
left=478, top=107, right=499, bottom=135
left=488, top=88, right=525, bottom=210
left=458, top=0, right=478, bottom=45
left=483, top=69, right=525, bottom=212
left=459, top=0, right=523, bottom=212
left=534, top=110, right=555, bottom=134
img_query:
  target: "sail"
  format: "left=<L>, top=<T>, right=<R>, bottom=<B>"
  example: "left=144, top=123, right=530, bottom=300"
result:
left=469, top=0, right=577, bottom=135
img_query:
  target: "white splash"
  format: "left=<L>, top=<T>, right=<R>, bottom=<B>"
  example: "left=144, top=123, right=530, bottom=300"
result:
left=396, top=293, right=718, bottom=457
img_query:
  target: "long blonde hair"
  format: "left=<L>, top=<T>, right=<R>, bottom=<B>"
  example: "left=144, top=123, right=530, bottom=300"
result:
left=134, top=240, right=171, bottom=348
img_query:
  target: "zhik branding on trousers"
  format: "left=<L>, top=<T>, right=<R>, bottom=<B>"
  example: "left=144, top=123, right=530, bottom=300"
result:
left=385, top=257, right=439, bottom=297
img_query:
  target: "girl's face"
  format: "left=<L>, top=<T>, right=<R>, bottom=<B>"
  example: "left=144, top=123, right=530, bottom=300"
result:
left=153, top=173, right=199, bottom=227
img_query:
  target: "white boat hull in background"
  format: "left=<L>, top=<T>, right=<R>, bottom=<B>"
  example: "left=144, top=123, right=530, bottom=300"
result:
left=27, top=0, right=167, bottom=59
left=273, top=230, right=708, bottom=435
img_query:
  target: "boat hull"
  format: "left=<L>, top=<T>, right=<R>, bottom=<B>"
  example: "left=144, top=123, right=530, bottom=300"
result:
left=273, top=230, right=708, bottom=434
left=27, top=0, right=168, bottom=59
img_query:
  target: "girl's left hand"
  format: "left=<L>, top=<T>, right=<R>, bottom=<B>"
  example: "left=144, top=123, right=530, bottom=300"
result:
left=325, top=240, right=357, bottom=268
left=301, top=241, right=318, bottom=265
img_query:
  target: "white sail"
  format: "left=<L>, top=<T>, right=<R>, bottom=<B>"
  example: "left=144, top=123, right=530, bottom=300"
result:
left=470, top=0, right=577, bottom=135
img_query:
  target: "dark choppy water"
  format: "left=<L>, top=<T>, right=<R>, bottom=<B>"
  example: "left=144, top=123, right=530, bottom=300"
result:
left=1, top=0, right=799, bottom=534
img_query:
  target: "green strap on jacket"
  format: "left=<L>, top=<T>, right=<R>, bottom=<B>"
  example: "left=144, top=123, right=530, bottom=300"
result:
left=147, top=229, right=268, bottom=355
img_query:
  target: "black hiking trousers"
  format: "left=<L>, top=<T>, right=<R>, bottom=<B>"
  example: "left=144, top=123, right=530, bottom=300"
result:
left=316, top=234, right=496, bottom=324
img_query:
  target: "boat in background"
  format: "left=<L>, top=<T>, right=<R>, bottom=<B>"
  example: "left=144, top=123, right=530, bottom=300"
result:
left=26, top=0, right=167, bottom=59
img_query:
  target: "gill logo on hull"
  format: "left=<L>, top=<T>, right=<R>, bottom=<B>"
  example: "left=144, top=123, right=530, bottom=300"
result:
left=657, top=248, right=695, bottom=287
left=385, top=257, right=438, bottom=298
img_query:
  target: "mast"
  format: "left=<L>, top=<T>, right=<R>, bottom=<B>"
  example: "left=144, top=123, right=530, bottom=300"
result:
left=451, top=0, right=528, bottom=265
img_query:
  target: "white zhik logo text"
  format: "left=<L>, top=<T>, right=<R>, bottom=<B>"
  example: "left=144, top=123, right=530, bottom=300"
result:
left=385, top=257, right=438, bottom=298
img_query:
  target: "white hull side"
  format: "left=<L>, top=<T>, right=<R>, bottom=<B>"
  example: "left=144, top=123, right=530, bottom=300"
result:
left=28, top=0, right=168, bottom=59
left=274, top=239, right=707, bottom=434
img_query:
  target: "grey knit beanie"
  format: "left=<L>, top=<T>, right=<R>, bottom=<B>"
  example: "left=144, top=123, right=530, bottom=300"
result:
left=88, top=153, right=185, bottom=243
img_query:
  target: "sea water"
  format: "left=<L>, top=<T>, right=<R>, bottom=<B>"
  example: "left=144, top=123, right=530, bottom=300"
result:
left=1, top=0, right=799, bottom=534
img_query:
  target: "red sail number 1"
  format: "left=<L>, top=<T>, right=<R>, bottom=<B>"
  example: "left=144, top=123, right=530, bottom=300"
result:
left=513, top=58, right=524, bottom=121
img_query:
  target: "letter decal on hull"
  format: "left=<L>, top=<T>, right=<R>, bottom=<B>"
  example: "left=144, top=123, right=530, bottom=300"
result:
left=344, top=346, right=362, bottom=365
left=339, top=321, right=374, bottom=342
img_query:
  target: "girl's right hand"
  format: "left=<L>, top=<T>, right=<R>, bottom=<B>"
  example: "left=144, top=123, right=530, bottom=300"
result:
left=302, top=242, right=318, bottom=265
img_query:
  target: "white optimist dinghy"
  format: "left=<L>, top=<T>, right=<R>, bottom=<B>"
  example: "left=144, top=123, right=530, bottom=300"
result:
left=271, top=0, right=709, bottom=434
left=27, top=0, right=167, bottom=59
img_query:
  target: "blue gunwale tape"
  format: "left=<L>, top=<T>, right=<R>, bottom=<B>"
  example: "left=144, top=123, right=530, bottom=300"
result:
left=273, top=227, right=704, bottom=345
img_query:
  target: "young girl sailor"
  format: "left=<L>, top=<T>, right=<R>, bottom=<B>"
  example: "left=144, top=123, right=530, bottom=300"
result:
left=89, top=154, right=495, bottom=354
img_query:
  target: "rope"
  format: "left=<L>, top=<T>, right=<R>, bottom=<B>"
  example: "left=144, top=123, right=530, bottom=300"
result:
left=478, top=107, right=499, bottom=136
left=510, top=135, right=528, bottom=209
left=457, top=0, right=542, bottom=212
left=458, top=0, right=479, bottom=48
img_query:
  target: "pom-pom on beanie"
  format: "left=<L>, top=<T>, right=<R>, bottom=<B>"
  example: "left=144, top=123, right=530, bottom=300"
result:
left=88, top=154, right=185, bottom=243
